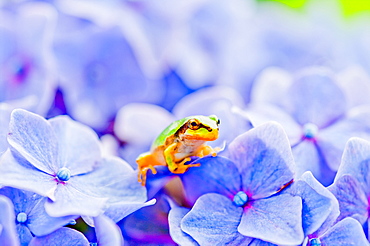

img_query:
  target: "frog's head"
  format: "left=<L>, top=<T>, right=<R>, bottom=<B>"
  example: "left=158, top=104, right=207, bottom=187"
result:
left=182, top=115, right=220, bottom=141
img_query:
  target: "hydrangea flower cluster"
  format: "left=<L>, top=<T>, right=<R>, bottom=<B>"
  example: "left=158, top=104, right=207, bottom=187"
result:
left=2, top=0, right=370, bottom=245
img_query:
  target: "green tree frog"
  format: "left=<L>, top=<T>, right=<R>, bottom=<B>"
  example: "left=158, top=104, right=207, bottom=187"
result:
left=136, top=115, right=220, bottom=186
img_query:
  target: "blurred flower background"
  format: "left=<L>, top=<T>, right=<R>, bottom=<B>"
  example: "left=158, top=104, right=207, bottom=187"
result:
left=2, top=0, right=370, bottom=245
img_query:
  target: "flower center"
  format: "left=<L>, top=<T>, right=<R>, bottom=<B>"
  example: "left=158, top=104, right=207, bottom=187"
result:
left=233, top=191, right=248, bottom=207
left=17, top=212, right=27, bottom=223
left=309, top=238, right=321, bottom=246
left=303, top=123, right=318, bottom=139
left=57, top=167, right=71, bottom=182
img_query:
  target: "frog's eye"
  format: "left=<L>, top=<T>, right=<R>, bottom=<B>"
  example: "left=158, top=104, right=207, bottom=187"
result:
left=188, top=119, right=200, bottom=130
left=217, top=119, right=221, bottom=125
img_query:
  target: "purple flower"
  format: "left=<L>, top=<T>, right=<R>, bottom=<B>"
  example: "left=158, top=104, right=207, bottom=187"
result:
left=52, top=11, right=164, bottom=130
left=328, top=137, right=370, bottom=240
left=93, top=214, right=124, bottom=246
left=246, top=66, right=370, bottom=185
left=0, top=195, right=19, bottom=246
left=0, top=109, right=151, bottom=220
left=0, top=187, right=76, bottom=245
left=0, top=2, right=57, bottom=115
left=170, top=122, right=304, bottom=245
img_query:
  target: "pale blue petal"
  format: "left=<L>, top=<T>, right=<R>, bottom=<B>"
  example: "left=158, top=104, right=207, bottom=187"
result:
left=282, top=179, right=332, bottom=236
left=17, top=224, right=33, bottom=246
left=181, top=156, right=241, bottom=205
left=8, top=109, right=58, bottom=174
left=49, top=115, right=102, bottom=175
left=285, top=69, right=346, bottom=128
left=320, top=217, right=369, bottom=246
left=0, top=195, right=19, bottom=246
left=181, top=193, right=247, bottom=245
left=0, top=150, right=57, bottom=199
left=28, top=227, right=89, bottom=246
left=238, top=193, right=304, bottom=245
left=300, top=171, right=340, bottom=236
left=0, top=187, right=76, bottom=237
left=328, top=174, right=368, bottom=224
left=0, top=104, right=12, bottom=155
left=44, top=184, right=107, bottom=217
left=94, top=214, right=124, bottom=246
left=70, top=156, right=150, bottom=222
left=226, top=122, right=295, bottom=199
left=334, top=137, right=370, bottom=197
left=168, top=206, right=198, bottom=246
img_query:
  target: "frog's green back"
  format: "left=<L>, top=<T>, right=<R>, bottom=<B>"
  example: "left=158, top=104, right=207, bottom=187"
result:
left=151, top=116, right=192, bottom=149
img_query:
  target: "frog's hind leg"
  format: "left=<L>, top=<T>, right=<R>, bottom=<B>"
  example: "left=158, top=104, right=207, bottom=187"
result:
left=136, top=152, right=162, bottom=186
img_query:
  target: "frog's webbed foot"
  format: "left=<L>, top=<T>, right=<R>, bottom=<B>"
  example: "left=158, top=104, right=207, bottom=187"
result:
left=138, top=165, right=157, bottom=186
left=198, top=145, right=218, bottom=157
left=170, top=157, right=201, bottom=174
left=136, top=152, right=159, bottom=186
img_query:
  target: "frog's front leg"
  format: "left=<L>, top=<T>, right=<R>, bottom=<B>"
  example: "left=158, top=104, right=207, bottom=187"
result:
left=136, top=152, right=159, bottom=186
left=164, top=143, right=200, bottom=174
left=197, top=145, right=218, bottom=157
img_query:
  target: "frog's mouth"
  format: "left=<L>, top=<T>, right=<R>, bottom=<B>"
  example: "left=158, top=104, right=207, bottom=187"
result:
left=185, top=127, right=219, bottom=141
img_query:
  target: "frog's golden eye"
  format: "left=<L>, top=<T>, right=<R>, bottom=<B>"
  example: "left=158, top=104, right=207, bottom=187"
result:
left=217, top=119, right=221, bottom=125
left=188, top=119, right=200, bottom=130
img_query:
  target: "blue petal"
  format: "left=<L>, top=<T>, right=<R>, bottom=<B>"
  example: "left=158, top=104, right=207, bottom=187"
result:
left=285, top=69, right=346, bottom=128
left=0, top=150, right=57, bottom=200
left=282, top=179, right=332, bottom=236
left=181, top=156, right=241, bottom=205
left=181, top=193, right=249, bottom=245
left=17, top=224, right=33, bottom=246
left=334, top=137, right=370, bottom=197
left=28, top=227, right=89, bottom=246
left=44, top=184, right=107, bottom=217
left=49, top=115, right=102, bottom=176
left=328, top=174, right=368, bottom=224
left=320, top=217, right=368, bottom=246
left=0, top=187, right=76, bottom=237
left=7, top=109, right=58, bottom=174
left=226, top=122, right=295, bottom=199
left=317, top=108, right=370, bottom=172
left=0, top=195, right=20, bottom=246
left=94, top=214, right=124, bottom=246
left=71, top=156, right=152, bottom=222
left=0, top=104, right=12, bottom=155
left=168, top=206, right=198, bottom=246
left=299, top=172, right=340, bottom=236
left=238, top=193, right=304, bottom=245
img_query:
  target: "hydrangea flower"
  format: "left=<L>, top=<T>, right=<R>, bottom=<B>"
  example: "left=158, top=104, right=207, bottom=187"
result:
left=0, top=187, right=76, bottom=245
left=0, top=109, right=151, bottom=220
left=328, top=137, right=370, bottom=240
left=0, top=195, right=19, bottom=246
left=245, top=66, right=370, bottom=185
left=52, top=10, right=165, bottom=130
left=169, top=122, right=304, bottom=245
left=0, top=2, right=57, bottom=115
left=28, top=227, right=89, bottom=246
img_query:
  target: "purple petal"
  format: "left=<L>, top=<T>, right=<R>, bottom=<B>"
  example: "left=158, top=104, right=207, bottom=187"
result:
left=0, top=195, right=19, bottom=246
left=238, top=194, right=304, bottom=245
left=333, top=137, right=370, bottom=196
left=45, top=184, right=107, bottom=217
left=181, top=156, right=241, bottom=205
left=320, top=217, right=368, bottom=246
left=181, top=193, right=247, bottom=245
left=285, top=68, right=346, bottom=128
left=114, top=103, right=175, bottom=146
left=8, top=109, right=58, bottom=174
left=17, top=224, right=33, bottom=246
left=328, top=174, right=368, bottom=224
left=300, top=172, right=340, bottom=236
left=49, top=115, right=101, bottom=175
left=244, top=104, right=302, bottom=145
left=282, top=178, right=332, bottom=236
left=292, top=140, right=336, bottom=186
left=168, top=206, right=198, bottom=246
left=317, top=108, right=370, bottom=172
left=250, top=67, right=293, bottom=106
left=94, top=214, right=124, bottom=246
left=70, top=156, right=151, bottom=222
left=0, top=150, right=57, bottom=199
left=28, top=227, right=89, bottom=246
left=0, top=187, right=76, bottom=237
left=226, top=122, right=295, bottom=199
